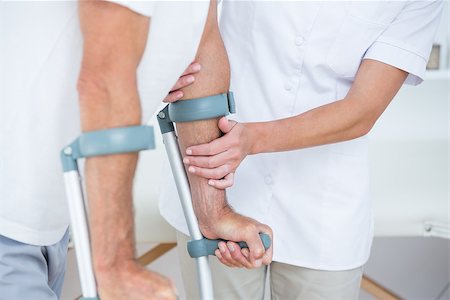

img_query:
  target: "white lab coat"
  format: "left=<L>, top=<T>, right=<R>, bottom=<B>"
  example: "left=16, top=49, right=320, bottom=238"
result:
left=160, top=1, right=443, bottom=270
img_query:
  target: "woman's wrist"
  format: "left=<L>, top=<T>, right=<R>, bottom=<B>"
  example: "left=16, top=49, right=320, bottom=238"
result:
left=245, top=122, right=266, bottom=155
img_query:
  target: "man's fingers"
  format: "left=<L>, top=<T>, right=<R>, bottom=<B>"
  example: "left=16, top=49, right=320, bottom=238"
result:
left=208, top=173, right=234, bottom=189
left=241, top=248, right=250, bottom=259
left=227, top=242, right=253, bottom=268
left=257, top=224, right=273, bottom=265
left=187, top=164, right=230, bottom=180
left=242, top=224, right=266, bottom=267
left=215, top=249, right=234, bottom=268
left=217, top=242, right=242, bottom=268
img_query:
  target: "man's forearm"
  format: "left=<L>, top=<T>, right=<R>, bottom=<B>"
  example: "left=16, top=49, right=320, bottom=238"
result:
left=79, top=73, right=141, bottom=274
left=175, top=1, right=232, bottom=235
left=176, top=119, right=230, bottom=229
left=78, top=1, right=149, bottom=278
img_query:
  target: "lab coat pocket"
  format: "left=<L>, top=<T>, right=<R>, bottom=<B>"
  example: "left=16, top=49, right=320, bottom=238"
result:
left=326, top=16, right=386, bottom=78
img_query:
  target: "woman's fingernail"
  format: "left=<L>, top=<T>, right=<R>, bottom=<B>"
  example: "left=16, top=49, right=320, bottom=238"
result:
left=188, top=166, right=195, bottom=173
left=208, top=180, right=215, bottom=186
left=183, top=158, right=189, bottom=164
left=186, top=149, right=192, bottom=155
left=227, top=243, right=235, bottom=252
left=186, top=76, right=195, bottom=83
left=219, top=243, right=227, bottom=253
left=192, top=63, right=201, bottom=71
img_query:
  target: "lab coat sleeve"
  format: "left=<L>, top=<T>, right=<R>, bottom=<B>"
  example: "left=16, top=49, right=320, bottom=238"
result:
left=363, top=0, right=444, bottom=85
left=105, top=1, right=156, bottom=17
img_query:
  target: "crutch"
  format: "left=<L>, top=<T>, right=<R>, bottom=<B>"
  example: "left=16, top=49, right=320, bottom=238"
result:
left=60, top=92, right=270, bottom=300
left=156, top=92, right=271, bottom=299
left=61, top=126, right=156, bottom=300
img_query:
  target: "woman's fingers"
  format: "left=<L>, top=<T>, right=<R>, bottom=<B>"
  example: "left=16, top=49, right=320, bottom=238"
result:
left=163, top=62, right=201, bottom=103
left=181, top=62, right=201, bottom=76
left=186, top=135, right=229, bottom=156
left=208, top=173, right=234, bottom=189
left=170, top=74, right=195, bottom=92
left=183, top=149, right=234, bottom=169
left=187, top=164, right=231, bottom=180
left=163, top=90, right=184, bottom=103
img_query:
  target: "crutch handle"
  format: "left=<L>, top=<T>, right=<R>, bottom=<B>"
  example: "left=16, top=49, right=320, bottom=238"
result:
left=187, top=233, right=271, bottom=258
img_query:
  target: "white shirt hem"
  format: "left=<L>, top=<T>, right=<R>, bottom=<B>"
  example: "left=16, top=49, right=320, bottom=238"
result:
left=0, top=217, right=69, bottom=246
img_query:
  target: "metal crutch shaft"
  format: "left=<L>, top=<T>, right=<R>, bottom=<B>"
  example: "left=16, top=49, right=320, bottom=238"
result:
left=63, top=169, right=97, bottom=299
left=157, top=93, right=271, bottom=300
left=61, top=126, right=155, bottom=300
left=160, top=128, right=214, bottom=300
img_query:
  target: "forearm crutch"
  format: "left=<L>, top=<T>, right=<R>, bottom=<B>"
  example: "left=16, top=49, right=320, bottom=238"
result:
left=157, top=92, right=270, bottom=299
left=61, top=126, right=156, bottom=300
left=60, top=92, right=270, bottom=300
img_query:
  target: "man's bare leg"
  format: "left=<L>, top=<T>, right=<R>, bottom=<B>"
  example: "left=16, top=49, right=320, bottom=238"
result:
left=175, top=1, right=273, bottom=269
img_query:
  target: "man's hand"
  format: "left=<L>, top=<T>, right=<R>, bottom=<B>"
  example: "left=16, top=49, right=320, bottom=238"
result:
left=96, top=260, right=176, bottom=300
left=199, top=207, right=273, bottom=269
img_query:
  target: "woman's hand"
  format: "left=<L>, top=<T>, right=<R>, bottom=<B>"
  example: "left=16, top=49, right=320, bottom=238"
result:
left=183, top=117, right=255, bottom=189
left=163, top=62, right=201, bottom=103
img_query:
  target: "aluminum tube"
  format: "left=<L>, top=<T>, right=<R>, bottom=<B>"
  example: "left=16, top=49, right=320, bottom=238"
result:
left=64, top=171, right=97, bottom=298
left=162, top=132, right=214, bottom=300
left=195, top=257, right=214, bottom=300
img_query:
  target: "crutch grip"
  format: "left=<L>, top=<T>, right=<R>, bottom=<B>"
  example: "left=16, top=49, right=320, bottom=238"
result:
left=187, top=233, right=271, bottom=258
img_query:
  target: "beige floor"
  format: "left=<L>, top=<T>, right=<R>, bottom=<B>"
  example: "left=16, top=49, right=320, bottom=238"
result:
left=61, top=242, right=377, bottom=300
left=62, top=237, right=449, bottom=300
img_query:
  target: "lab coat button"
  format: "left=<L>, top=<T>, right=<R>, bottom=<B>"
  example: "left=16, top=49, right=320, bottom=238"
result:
left=264, top=175, right=273, bottom=185
left=284, top=81, right=293, bottom=91
left=295, top=35, right=305, bottom=46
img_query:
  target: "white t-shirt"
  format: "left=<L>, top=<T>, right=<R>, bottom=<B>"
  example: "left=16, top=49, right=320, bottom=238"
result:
left=160, top=1, right=443, bottom=270
left=0, top=1, right=208, bottom=246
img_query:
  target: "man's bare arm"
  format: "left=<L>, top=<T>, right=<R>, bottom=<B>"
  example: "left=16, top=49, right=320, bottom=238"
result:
left=174, top=1, right=272, bottom=269
left=78, top=3, right=175, bottom=299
